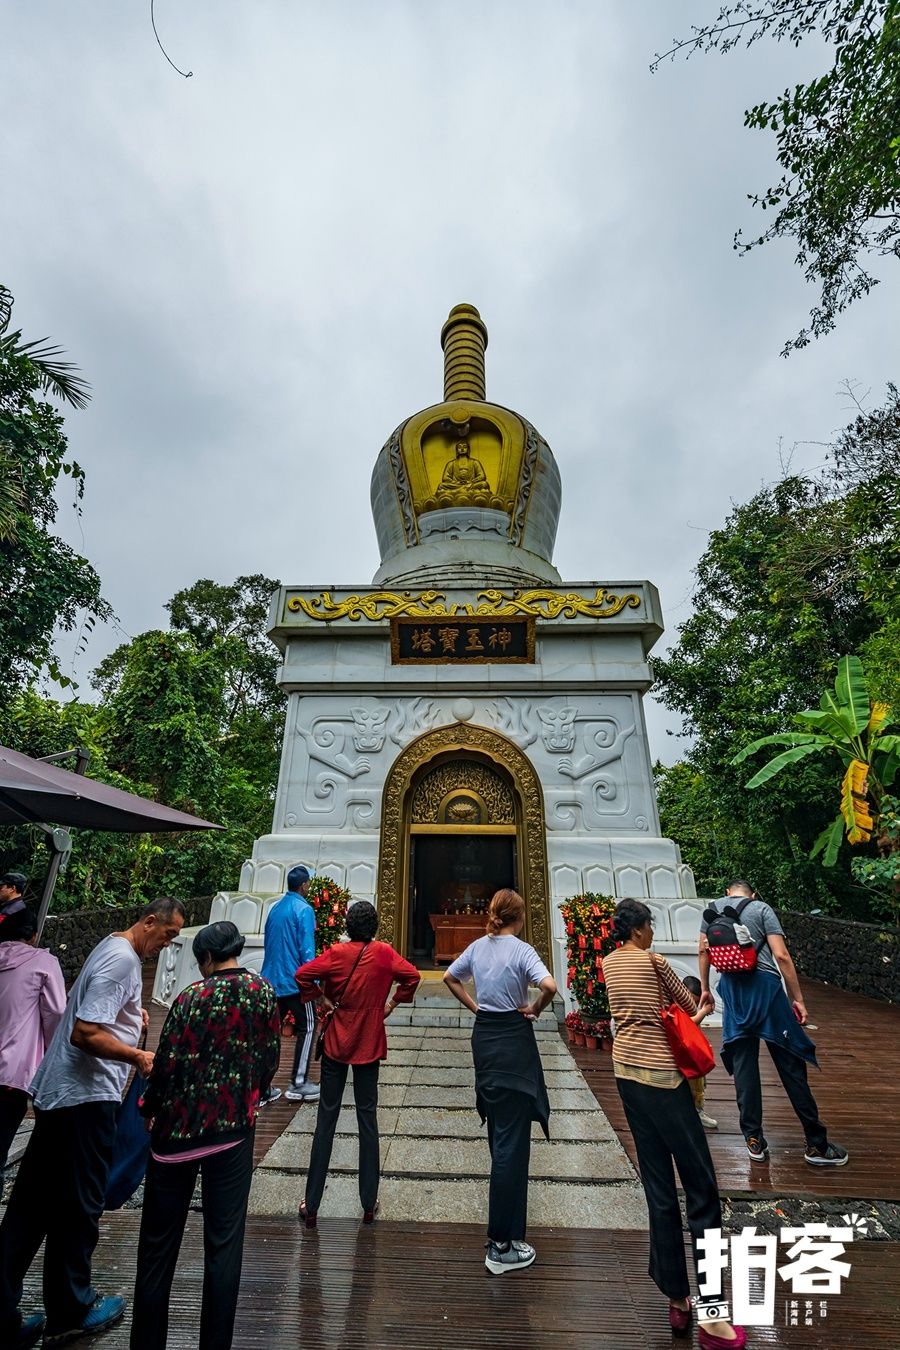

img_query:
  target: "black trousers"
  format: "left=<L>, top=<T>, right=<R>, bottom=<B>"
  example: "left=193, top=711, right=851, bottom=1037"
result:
left=482, top=1086, right=533, bottom=1245
left=617, top=1077, right=722, bottom=1301
left=305, top=1055, right=379, bottom=1213
left=729, top=1035, right=827, bottom=1149
left=0, top=1086, right=29, bottom=1171
left=277, top=994, right=316, bottom=1086
left=0, top=1100, right=117, bottom=1338
left=130, top=1134, right=254, bottom=1350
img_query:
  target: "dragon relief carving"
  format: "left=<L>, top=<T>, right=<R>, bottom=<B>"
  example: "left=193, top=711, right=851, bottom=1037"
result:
left=298, top=714, right=374, bottom=780
left=350, top=708, right=389, bottom=752
left=538, top=709, right=637, bottom=829
left=293, top=711, right=383, bottom=826
left=537, top=706, right=577, bottom=753
left=557, top=719, right=635, bottom=781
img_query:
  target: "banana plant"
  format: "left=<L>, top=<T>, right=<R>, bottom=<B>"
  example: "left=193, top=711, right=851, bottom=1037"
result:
left=732, top=655, right=900, bottom=867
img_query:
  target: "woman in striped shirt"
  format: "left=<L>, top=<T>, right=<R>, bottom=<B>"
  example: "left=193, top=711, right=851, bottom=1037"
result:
left=603, top=900, right=745, bottom=1350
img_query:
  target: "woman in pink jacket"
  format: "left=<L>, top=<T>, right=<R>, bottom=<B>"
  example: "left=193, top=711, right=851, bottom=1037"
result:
left=0, top=908, right=66, bottom=1171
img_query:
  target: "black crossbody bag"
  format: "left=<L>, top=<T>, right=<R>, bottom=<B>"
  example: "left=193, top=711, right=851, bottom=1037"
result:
left=314, top=940, right=369, bottom=1061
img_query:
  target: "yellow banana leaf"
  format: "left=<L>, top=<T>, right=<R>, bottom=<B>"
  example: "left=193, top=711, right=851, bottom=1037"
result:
left=868, top=702, right=891, bottom=734
left=840, top=759, right=873, bottom=844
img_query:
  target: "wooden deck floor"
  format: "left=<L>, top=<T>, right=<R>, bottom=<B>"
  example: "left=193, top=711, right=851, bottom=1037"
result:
left=571, top=977, right=900, bottom=1201
left=10, top=971, right=900, bottom=1345
left=21, top=1212, right=900, bottom=1349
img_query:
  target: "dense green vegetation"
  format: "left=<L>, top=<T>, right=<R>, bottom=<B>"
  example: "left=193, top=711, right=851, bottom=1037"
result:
left=654, top=386, right=900, bottom=919
left=0, top=581, right=285, bottom=910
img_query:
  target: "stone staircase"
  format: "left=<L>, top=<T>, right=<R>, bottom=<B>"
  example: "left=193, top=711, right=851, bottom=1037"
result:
left=249, top=985, right=648, bottom=1228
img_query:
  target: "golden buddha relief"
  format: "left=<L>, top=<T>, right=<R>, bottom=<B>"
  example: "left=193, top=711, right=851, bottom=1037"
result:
left=435, top=439, right=491, bottom=506
left=402, top=401, right=525, bottom=516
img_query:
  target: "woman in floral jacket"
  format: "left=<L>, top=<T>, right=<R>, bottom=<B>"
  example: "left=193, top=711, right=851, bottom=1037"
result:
left=131, top=921, right=280, bottom=1350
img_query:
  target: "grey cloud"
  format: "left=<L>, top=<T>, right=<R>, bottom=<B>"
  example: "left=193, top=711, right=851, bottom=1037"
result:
left=3, top=1, right=895, bottom=756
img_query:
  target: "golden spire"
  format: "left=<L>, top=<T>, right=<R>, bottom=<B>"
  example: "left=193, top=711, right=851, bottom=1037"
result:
left=440, top=303, right=488, bottom=402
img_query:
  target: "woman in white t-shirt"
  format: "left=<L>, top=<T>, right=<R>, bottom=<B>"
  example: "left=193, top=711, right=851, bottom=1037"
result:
left=444, top=889, right=557, bottom=1276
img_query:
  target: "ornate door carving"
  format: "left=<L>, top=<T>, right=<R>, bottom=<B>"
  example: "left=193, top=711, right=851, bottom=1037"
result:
left=376, top=722, right=551, bottom=961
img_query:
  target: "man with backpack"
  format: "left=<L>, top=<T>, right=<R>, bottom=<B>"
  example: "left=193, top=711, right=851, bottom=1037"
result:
left=699, top=880, right=848, bottom=1168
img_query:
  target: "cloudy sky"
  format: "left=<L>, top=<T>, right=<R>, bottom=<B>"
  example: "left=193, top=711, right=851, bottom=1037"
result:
left=4, top=1, right=896, bottom=761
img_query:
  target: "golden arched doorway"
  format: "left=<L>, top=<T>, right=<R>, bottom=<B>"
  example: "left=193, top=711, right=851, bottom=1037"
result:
left=376, top=722, right=551, bottom=963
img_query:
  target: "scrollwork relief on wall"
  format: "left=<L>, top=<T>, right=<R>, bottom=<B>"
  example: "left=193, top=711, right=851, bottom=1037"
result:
left=295, top=713, right=377, bottom=824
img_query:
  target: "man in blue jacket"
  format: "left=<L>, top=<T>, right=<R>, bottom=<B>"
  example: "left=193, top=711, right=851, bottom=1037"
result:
left=261, top=866, right=319, bottom=1102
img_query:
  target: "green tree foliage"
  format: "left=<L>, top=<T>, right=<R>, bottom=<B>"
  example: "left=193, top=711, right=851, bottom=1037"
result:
left=653, top=386, right=899, bottom=915
left=850, top=792, right=900, bottom=920
left=165, top=574, right=286, bottom=789
left=0, top=284, right=110, bottom=713
left=653, top=762, right=739, bottom=897
left=1, top=580, right=286, bottom=912
left=654, top=2, right=900, bottom=353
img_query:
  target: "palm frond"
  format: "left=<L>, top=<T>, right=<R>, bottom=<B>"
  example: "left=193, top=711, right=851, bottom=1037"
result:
left=0, top=448, right=24, bottom=541
left=11, top=335, right=92, bottom=409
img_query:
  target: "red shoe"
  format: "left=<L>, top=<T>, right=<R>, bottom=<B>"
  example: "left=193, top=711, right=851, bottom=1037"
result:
left=298, top=1201, right=317, bottom=1229
left=698, top=1326, right=746, bottom=1350
left=362, top=1199, right=380, bottom=1225
left=669, top=1299, right=692, bottom=1336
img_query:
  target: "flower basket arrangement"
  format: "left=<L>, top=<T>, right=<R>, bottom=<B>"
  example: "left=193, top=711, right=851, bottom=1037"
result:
left=582, top=1017, right=613, bottom=1051
left=307, top=875, right=352, bottom=956
left=559, top=892, right=618, bottom=1047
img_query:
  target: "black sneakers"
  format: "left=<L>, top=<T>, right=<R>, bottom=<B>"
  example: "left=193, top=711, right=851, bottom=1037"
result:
left=484, top=1240, right=536, bottom=1275
left=804, top=1142, right=849, bottom=1167
left=745, top=1136, right=769, bottom=1162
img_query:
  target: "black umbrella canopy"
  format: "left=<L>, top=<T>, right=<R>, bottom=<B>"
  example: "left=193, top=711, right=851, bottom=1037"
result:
left=0, top=745, right=222, bottom=832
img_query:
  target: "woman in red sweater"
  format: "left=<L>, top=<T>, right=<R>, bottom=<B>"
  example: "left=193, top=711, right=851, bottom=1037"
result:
left=294, top=901, right=419, bottom=1225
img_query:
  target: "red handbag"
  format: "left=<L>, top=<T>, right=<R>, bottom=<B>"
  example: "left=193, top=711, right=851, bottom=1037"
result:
left=651, top=955, right=715, bottom=1080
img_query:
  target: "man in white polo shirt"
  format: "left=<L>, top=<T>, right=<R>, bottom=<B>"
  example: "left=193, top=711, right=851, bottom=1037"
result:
left=0, top=897, right=184, bottom=1349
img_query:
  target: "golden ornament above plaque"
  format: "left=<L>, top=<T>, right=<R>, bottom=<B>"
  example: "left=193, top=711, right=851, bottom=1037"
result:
left=285, top=586, right=641, bottom=623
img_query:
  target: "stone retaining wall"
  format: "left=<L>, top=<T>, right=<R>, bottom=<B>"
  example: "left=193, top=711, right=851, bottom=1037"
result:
left=779, top=909, right=899, bottom=1003
left=41, top=897, right=214, bottom=984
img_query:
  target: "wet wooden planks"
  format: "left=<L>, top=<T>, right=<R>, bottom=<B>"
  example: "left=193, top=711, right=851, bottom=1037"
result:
left=21, top=1212, right=899, bottom=1349
left=571, top=977, right=900, bottom=1201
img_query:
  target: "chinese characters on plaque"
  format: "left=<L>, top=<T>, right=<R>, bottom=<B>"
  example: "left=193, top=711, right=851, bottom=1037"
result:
left=390, top=616, right=535, bottom=664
